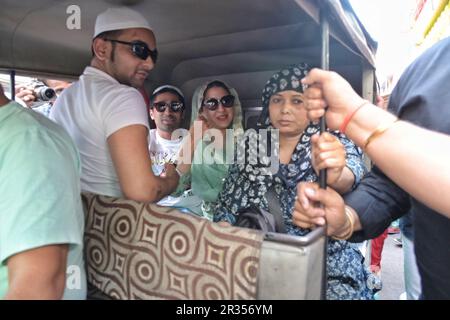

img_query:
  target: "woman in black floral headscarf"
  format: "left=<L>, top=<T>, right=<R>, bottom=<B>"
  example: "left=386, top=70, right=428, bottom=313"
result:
left=214, top=63, right=380, bottom=299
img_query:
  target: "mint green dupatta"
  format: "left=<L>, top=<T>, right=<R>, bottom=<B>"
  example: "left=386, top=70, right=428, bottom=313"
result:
left=190, top=141, right=229, bottom=220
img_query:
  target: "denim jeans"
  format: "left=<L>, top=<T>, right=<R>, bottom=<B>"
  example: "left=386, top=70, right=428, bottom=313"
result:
left=403, top=236, right=421, bottom=300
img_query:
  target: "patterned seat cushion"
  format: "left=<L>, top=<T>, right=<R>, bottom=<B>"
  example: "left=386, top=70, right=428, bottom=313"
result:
left=81, top=193, right=264, bottom=299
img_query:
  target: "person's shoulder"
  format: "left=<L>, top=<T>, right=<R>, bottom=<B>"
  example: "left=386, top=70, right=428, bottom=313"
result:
left=100, top=85, right=145, bottom=114
left=89, top=71, right=141, bottom=95
left=2, top=101, right=76, bottom=151
left=429, top=36, right=450, bottom=54
left=82, top=67, right=143, bottom=100
left=3, top=101, right=51, bottom=131
left=99, top=79, right=140, bottom=96
left=403, top=37, right=450, bottom=75
left=389, top=37, right=450, bottom=114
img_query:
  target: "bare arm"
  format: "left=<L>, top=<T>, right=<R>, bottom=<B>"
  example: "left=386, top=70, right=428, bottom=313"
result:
left=108, top=124, right=179, bottom=202
left=302, top=68, right=450, bottom=218
left=5, top=245, right=68, bottom=300
left=349, top=116, right=450, bottom=218
left=328, top=167, right=355, bottom=194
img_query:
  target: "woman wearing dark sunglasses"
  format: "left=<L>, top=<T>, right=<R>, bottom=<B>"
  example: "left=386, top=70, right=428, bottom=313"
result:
left=175, top=80, right=244, bottom=220
left=199, top=82, right=236, bottom=131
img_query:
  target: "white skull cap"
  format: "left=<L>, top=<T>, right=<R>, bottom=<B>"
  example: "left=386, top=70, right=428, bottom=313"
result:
left=93, top=7, right=152, bottom=38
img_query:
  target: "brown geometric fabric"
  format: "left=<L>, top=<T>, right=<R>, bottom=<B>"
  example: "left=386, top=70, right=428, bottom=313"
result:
left=81, top=193, right=263, bottom=300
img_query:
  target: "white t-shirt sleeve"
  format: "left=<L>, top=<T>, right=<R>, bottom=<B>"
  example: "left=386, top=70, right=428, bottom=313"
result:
left=101, top=87, right=149, bottom=138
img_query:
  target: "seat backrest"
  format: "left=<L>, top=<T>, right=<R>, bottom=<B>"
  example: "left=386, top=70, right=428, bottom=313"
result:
left=81, top=192, right=325, bottom=300
left=81, top=192, right=263, bottom=299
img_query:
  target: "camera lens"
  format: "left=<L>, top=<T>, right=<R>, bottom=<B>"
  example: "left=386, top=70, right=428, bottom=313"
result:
left=35, top=86, right=56, bottom=101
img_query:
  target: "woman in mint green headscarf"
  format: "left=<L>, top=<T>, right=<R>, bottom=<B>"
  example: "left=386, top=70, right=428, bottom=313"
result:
left=176, top=80, right=243, bottom=220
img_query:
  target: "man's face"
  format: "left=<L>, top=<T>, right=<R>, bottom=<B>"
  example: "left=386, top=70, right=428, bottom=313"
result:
left=150, top=91, right=184, bottom=134
left=105, top=28, right=156, bottom=88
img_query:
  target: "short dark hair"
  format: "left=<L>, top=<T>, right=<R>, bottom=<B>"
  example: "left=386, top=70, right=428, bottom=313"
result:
left=91, top=29, right=124, bottom=58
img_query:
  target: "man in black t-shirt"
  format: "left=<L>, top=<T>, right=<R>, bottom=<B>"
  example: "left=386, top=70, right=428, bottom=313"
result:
left=294, top=37, right=450, bottom=299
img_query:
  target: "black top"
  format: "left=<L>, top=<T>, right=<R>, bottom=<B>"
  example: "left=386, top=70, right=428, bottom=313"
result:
left=345, top=37, right=450, bottom=299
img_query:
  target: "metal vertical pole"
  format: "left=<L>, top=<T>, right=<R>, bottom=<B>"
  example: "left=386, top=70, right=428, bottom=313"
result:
left=319, top=5, right=329, bottom=188
left=10, top=70, right=15, bottom=101
left=319, top=1, right=329, bottom=301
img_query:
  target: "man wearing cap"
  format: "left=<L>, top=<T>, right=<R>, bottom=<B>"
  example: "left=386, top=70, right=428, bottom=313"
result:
left=51, top=7, right=179, bottom=202
left=148, top=85, right=188, bottom=206
left=149, top=85, right=185, bottom=175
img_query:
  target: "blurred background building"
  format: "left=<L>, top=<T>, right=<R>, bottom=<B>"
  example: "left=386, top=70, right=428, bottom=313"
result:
left=377, top=0, right=450, bottom=100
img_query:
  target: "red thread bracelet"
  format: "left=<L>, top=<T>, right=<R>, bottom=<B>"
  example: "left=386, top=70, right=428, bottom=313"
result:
left=339, top=100, right=370, bottom=134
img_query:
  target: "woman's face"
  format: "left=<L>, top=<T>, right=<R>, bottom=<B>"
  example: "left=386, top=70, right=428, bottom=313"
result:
left=200, top=86, right=235, bottom=130
left=268, top=90, right=309, bottom=137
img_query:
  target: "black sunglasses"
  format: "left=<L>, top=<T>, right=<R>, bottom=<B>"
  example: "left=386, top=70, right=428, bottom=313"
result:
left=104, top=39, right=158, bottom=63
left=152, top=101, right=184, bottom=113
left=202, top=94, right=235, bottom=111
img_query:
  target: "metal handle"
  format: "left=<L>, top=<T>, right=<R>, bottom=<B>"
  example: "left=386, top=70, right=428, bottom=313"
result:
left=10, top=70, right=15, bottom=101
left=319, top=3, right=329, bottom=189
left=319, top=1, right=330, bottom=300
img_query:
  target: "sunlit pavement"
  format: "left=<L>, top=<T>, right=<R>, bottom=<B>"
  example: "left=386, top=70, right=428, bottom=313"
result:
left=378, top=234, right=405, bottom=300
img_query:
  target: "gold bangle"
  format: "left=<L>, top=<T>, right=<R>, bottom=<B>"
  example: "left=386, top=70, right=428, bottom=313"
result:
left=364, top=118, right=399, bottom=151
left=332, top=206, right=355, bottom=240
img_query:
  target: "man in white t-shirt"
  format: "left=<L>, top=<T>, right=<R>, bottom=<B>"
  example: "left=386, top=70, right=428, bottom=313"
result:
left=149, top=85, right=185, bottom=176
left=50, top=7, right=178, bottom=202
left=148, top=85, right=186, bottom=206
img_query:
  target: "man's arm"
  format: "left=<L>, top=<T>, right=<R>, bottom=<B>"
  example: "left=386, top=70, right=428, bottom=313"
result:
left=344, top=166, right=410, bottom=241
left=301, top=66, right=450, bottom=218
left=108, top=124, right=179, bottom=202
left=4, top=245, right=68, bottom=300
